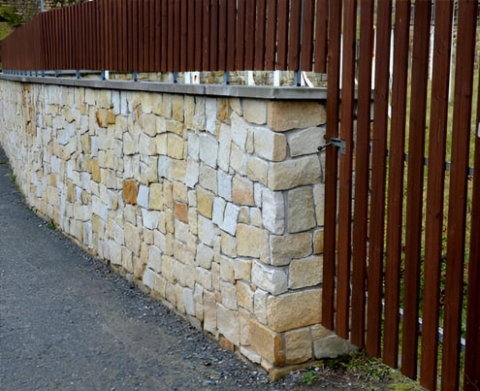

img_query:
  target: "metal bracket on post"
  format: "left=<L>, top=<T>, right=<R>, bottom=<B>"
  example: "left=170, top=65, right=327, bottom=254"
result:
left=318, top=137, right=346, bottom=155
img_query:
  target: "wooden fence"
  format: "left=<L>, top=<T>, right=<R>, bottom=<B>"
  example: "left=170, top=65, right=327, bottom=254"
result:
left=1, top=1, right=480, bottom=390
left=323, top=0, right=480, bottom=390
left=0, top=0, right=327, bottom=73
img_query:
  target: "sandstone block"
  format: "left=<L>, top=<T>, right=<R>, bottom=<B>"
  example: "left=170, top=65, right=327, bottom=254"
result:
left=288, top=127, right=325, bottom=157
left=247, top=157, right=268, bottom=185
left=268, top=156, right=321, bottom=191
left=172, top=95, right=184, bottom=122
left=140, top=113, right=157, bottom=136
left=232, top=175, right=255, bottom=206
left=268, top=101, right=326, bottom=132
left=230, top=143, right=248, bottom=177
left=313, top=184, right=325, bottom=227
left=254, top=127, right=287, bottom=162
left=217, top=170, right=232, bottom=201
left=220, top=281, right=238, bottom=310
left=203, top=290, right=217, bottom=335
left=221, top=232, right=237, bottom=258
left=288, top=186, right=316, bottom=233
left=198, top=215, right=216, bottom=247
left=199, top=133, right=218, bottom=168
left=267, top=289, right=322, bottom=332
left=314, top=229, right=324, bottom=254
left=251, top=261, right=288, bottom=296
left=142, top=209, right=161, bottom=230
left=125, top=222, right=141, bottom=256
left=237, top=280, right=254, bottom=312
left=285, top=328, right=313, bottom=365
left=199, top=164, right=217, bottom=193
left=147, top=245, right=162, bottom=273
left=137, top=184, right=149, bottom=209
left=289, top=256, right=323, bottom=289
left=243, top=99, right=267, bottom=125
left=217, top=303, right=240, bottom=346
left=221, top=203, right=240, bottom=236
left=237, top=224, right=268, bottom=260
left=205, top=98, right=217, bottom=134
left=197, top=188, right=214, bottom=218
left=217, top=123, right=232, bottom=172
left=312, top=325, right=356, bottom=359
left=183, top=288, right=195, bottom=316
left=234, top=258, right=252, bottom=282
left=149, top=183, right=164, bottom=210
left=249, top=319, right=285, bottom=366
left=231, top=112, right=248, bottom=150
left=262, top=189, right=285, bottom=235
left=122, top=180, right=138, bottom=205
left=167, top=134, right=185, bottom=159
left=174, top=202, right=188, bottom=223
left=187, top=132, right=200, bottom=161
left=269, top=232, right=312, bottom=266
left=197, top=243, right=214, bottom=269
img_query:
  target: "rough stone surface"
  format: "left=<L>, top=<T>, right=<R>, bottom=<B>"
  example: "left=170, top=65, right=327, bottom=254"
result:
left=249, top=320, right=285, bottom=366
left=289, top=256, right=323, bottom=289
left=285, top=328, right=313, bottom=365
left=288, top=127, right=325, bottom=157
left=268, top=156, right=321, bottom=191
left=287, top=186, right=316, bottom=233
left=268, top=101, right=326, bottom=132
left=269, top=233, right=312, bottom=266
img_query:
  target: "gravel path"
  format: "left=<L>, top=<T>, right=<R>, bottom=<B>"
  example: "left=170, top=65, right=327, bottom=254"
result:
left=0, top=144, right=319, bottom=391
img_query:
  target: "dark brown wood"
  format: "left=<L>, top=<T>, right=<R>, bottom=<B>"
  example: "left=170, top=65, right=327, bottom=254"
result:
left=419, top=1, right=454, bottom=388
left=202, top=0, right=210, bottom=71
left=209, top=0, right=219, bottom=70
left=322, top=0, right=342, bottom=331
left=288, top=0, right=301, bottom=70
left=442, top=1, right=477, bottom=389
left=276, top=0, right=288, bottom=70
left=194, top=0, right=203, bottom=69
left=383, top=0, right=410, bottom=369
left=154, top=0, right=161, bottom=71
left=235, top=0, right=246, bottom=70
left=336, top=0, right=357, bottom=339
left=465, top=53, right=480, bottom=391
left=244, top=0, right=255, bottom=69
left=265, top=0, right=277, bottom=70
left=366, top=0, right=391, bottom=359
left=401, top=0, right=431, bottom=379
left=254, top=0, right=266, bottom=70
left=217, top=0, right=227, bottom=70
left=350, top=0, right=374, bottom=350
left=300, top=0, right=315, bottom=71
left=314, top=0, right=328, bottom=73
left=186, top=0, right=195, bottom=71
left=225, top=0, right=236, bottom=71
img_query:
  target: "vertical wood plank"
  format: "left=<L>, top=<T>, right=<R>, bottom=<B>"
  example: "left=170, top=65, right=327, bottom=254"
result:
left=225, top=0, right=236, bottom=71
left=288, top=0, right=301, bottom=70
left=276, top=0, right=288, bottom=70
left=235, top=0, right=246, bottom=70
left=265, top=0, right=277, bottom=70
left=465, top=65, right=480, bottom=391
left=218, top=0, right=227, bottom=70
left=173, top=0, right=181, bottom=71
left=202, top=0, right=210, bottom=71
left=366, top=0, right=392, bottom=359
left=244, top=0, right=255, bottom=69
left=420, top=1, right=454, bottom=387
left=442, top=0, right=477, bottom=389
left=351, top=0, right=374, bottom=350
left=209, top=0, right=219, bottom=70
left=179, top=0, right=188, bottom=72
left=254, top=0, right=266, bottom=70
left=336, top=0, right=357, bottom=339
left=314, top=0, right=328, bottom=73
left=322, top=0, right=343, bottom=331
left=194, top=0, right=203, bottom=69
left=186, top=0, right=195, bottom=71
left=300, top=0, right=315, bottom=72
left=154, top=0, right=161, bottom=71
left=383, top=0, right=410, bottom=369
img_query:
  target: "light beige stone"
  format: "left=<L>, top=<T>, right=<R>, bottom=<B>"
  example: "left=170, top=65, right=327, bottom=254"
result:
left=251, top=261, right=288, bottom=296
left=197, top=187, right=214, bottom=218
left=288, top=186, right=316, bottom=233
left=167, top=134, right=184, bottom=159
left=249, top=319, right=285, bottom=366
left=267, top=289, right=322, bottom=332
left=243, top=99, right=267, bottom=125
left=218, top=254, right=235, bottom=282
left=172, top=95, right=184, bottom=122
left=217, top=304, right=239, bottom=346
left=236, top=224, right=268, bottom=260
left=268, top=156, right=321, bottom=191
left=285, top=328, right=313, bottom=364
left=253, top=127, right=287, bottom=162
left=174, top=202, right=188, bottom=223
left=313, top=184, right=325, bottom=226
left=149, top=183, right=164, bottom=210
left=314, top=229, right=324, bottom=254
left=289, top=256, right=323, bottom=289
left=122, top=180, right=137, bottom=205
left=220, top=281, right=238, bottom=310
left=288, top=127, right=325, bottom=157
left=220, top=232, right=237, bottom=258
left=237, top=280, right=254, bottom=312
left=234, top=258, right=252, bottom=282
left=247, top=157, right=268, bottom=185
left=232, top=175, right=255, bottom=206
left=269, top=233, right=312, bottom=266
left=268, top=101, right=326, bottom=132
left=312, top=325, right=357, bottom=359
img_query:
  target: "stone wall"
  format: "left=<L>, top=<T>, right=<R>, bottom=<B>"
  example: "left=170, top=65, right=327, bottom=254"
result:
left=0, top=77, right=353, bottom=377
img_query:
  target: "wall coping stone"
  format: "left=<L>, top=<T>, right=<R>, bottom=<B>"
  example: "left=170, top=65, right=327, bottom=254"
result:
left=0, top=74, right=328, bottom=100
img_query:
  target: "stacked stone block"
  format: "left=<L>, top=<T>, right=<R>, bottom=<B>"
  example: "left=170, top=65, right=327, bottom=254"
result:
left=0, top=79, right=354, bottom=377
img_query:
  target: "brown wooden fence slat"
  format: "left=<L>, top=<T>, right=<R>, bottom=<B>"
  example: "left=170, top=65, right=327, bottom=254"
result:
left=225, top=0, right=236, bottom=71
left=243, top=0, right=255, bottom=69
left=366, top=0, right=391, bottom=359
left=186, top=0, right=194, bottom=71
left=288, top=0, right=301, bottom=70
left=254, top=0, right=266, bottom=70
left=265, top=0, right=277, bottom=70
left=218, top=0, right=227, bottom=70
left=322, top=0, right=343, bottom=331
left=235, top=0, right=246, bottom=70
left=139, top=0, right=147, bottom=71
left=465, top=60, right=480, bottom=391
left=442, top=1, right=478, bottom=388
left=350, top=0, right=374, bottom=350
left=419, top=1, right=455, bottom=388
left=335, top=0, right=357, bottom=339
left=209, top=0, right=219, bottom=71
left=202, top=0, right=210, bottom=71
left=179, top=0, right=187, bottom=72
left=401, top=0, right=431, bottom=379
left=194, top=0, right=203, bottom=70
left=300, top=0, right=315, bottom=72
left=383, top=0, right=411, bottom=369
left=314, top=0, right=328, bottom=73
left=276, top=0, right=288, bottom=70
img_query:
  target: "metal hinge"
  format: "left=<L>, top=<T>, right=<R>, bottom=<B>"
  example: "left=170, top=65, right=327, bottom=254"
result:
left=318, top=137, right=346, bottom=155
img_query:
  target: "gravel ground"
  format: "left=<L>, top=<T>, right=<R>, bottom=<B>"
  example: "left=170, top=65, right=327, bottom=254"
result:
left=1, top=143, right=406, bottom=391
